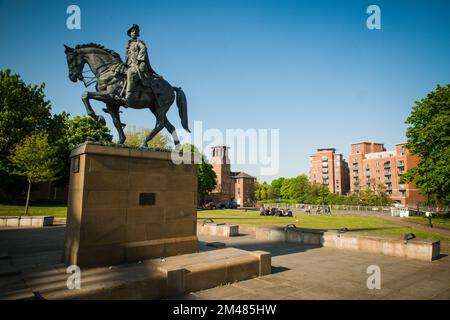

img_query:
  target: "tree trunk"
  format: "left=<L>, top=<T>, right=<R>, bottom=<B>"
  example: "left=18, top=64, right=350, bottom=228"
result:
left=25, top=180, right=31, bottom=216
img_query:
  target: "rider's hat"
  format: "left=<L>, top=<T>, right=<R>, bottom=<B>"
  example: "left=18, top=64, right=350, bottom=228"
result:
left=127, top=24, right=140, bottom=36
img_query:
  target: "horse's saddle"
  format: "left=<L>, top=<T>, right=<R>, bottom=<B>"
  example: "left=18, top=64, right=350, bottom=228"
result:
left=110, top=63, right=162, bottom=91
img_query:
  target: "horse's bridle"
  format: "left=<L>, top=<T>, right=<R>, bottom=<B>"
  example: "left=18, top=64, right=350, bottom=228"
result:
left=68, top=49, right=117, bottom=88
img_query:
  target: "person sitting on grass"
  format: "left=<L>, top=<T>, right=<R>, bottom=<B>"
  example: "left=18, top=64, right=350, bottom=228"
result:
left=259, top=206, right=265, bottom=216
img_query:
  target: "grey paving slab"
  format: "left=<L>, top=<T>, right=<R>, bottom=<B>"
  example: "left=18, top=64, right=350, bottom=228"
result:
left=0, top=226, right=449, bottom=300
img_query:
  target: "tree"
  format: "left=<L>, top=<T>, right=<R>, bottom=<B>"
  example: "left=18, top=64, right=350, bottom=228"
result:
left=198, top=159, right=217, bottom=205
left=404, top=84, right=450, bottom=205
left=7, top=132, right=62, bottom=215
left=124, top=125, right=171, bottom=149
left=0, top=69, right=53, bottom=199
left=179, top=143, right=217, bottom=205
left=279, top=176, right=308, bottom=200
left=65, top=116, right=113, bottom=150
left=48, top=115, right=113, bottom=187
left=270, top=177, right=285, bottom=199
left=255, top=181, right=271, bottom=201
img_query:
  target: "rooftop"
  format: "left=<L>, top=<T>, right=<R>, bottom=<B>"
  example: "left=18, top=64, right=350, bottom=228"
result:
left=230, top=171, right=256, bottom=179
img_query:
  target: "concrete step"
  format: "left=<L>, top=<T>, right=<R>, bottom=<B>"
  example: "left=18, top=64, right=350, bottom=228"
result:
left=22, top=248, right=271, bottom=300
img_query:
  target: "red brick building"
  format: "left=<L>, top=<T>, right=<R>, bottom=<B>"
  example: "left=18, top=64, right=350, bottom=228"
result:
left=208, top=145, right=256, bottom=207
left=309, top=148, right=350, bottom=195
left=348, top=142, right=424, bottom=205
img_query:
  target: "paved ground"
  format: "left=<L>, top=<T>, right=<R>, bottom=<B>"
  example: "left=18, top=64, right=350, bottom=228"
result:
left=183, top=234, right=450, bottom=300
left=0, top=226, right=449, bottom=300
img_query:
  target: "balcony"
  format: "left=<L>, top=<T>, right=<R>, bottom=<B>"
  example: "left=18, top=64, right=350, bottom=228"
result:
left=384, top=170, right=391, bottom=176
left=322, top=180, right=329, bottom=185
left=385, top=177, right=392, bottom=183
left=323, top=174, right=329, bottom=179
left=353, top=166, right=358, bottom=171
left=322, top=163, right=328, bottom=168
left=386, top=184, right=392, bottom=191
left=352, top=159, right=358, bottom=164
left=397, top=160, right=405, bottom=167
left=322, top=168, right=328, bottom=174
left=384, top=161, right=391, bottom=168
left=397, top=169, right=404, bottom=176
left=321, top=157, right=328, bottom=162
left=399, top=184, right=406, bottom=191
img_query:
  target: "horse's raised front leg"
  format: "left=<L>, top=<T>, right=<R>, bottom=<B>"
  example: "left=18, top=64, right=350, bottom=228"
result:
left=107, top=104, right=126, bottom=144
left=81, top=91, right=120, bottom=125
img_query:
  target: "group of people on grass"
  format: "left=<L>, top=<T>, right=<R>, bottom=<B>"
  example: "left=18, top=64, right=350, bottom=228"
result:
left=304, top=205, right=332, bottom=214
left=259, top=206, right=293, bottom=217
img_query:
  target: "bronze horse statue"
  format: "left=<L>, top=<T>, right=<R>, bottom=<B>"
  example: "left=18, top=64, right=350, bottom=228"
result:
left=64, top=43, right=190, bottom=147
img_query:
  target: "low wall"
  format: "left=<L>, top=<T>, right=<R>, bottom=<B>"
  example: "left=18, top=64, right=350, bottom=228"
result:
left=197, top=222, right=239, bottom=237
left=0, top=216, right=54, bottom=228
left=253, top=225, right=440, bottom=262
left=239, top=225, right=257, bottom=235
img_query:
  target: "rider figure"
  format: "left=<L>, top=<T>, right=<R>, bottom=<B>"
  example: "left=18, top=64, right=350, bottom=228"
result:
left=123, top=24, right=158, bottom=103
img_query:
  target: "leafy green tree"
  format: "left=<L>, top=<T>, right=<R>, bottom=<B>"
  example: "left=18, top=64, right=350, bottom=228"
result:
left=65, top=116, right=113, bottom=150
left=198, top=159, right=217, bottom=205
left=403, top=84, right=450, bottom=205
left=270, top=177, right=285, bottom=199
left=255, top=181, right=271, bottom=201
left=48, top=115, right=113, bottom=186
left=180, top=143, right=217, bottom=205
left=0, top=69, right=53, bottom=198
left=124, top=125, right=171, bottom=149
left=279, top=178, right=291, bottom=199
left=7, top=132, right=62, bottom=215
left=316, top=184, right=330, bottom=205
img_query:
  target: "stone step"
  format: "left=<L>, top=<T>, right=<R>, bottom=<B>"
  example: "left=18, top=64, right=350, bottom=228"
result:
left=23, top=248, right=271, bottom=300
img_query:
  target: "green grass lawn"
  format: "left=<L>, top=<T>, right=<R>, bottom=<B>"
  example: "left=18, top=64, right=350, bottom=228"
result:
left=0, top=204, right=67, bottom=218
left=405, top=216, right=450, bottom=229
left=198, top=209, right=450, bottom=241
left=1, top=204, right=448, bottom=241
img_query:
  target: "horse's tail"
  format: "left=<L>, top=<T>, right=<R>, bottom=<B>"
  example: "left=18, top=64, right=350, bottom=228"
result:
left=173, top=86, right=190, bottom=133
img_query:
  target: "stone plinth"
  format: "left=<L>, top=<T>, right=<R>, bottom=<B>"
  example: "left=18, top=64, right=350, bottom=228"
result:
left=63, top=143, right=199, bottom=268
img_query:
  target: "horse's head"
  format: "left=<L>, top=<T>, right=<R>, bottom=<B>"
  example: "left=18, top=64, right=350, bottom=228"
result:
left=64, top=44, right=85, bottom=83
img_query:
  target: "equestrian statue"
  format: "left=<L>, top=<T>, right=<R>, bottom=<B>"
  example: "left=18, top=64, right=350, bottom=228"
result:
left=64, top=24, right=190, bottom=147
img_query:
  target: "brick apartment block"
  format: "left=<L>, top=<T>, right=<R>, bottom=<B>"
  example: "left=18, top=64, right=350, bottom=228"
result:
left=348, top=142, right=424, bottom=206
left=309, top=148, right=350, bottom=195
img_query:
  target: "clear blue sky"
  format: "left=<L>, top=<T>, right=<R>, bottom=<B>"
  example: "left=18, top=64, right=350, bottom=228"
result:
left=1, top=0, right=449, bottom=182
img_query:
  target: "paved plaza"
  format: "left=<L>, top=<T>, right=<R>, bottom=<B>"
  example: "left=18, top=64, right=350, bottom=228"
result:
left=0, top=226, right=449, bottom=300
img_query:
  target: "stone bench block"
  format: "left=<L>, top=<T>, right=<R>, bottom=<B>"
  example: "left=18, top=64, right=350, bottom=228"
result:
left=197, top=222, right=239, bottom=237
left=0, top=216, right=53, bottom=228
